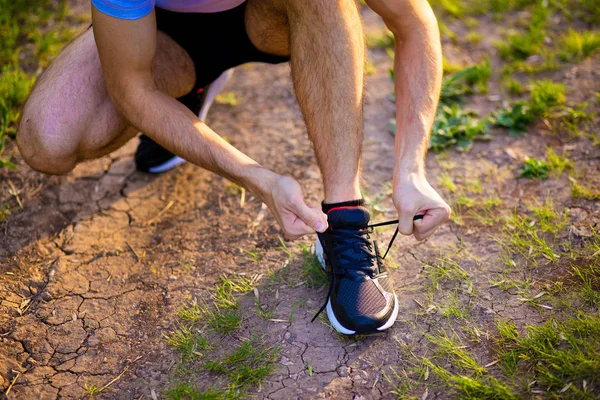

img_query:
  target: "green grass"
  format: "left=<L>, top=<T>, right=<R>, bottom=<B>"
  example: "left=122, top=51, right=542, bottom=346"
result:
left=440, top=59, right=492, bottom=105
left=83, top=382, right=102, bottom=396
left=492, top=80, right=567, bottom=136
left=559, top=29, right=600, bottom=62
left=491, top=102, right=537, bottom=136
left=529, top=80, right=566, bottom=116
left=514, top=148, right=572, bottom=180
left=442, top=171, right=503, bottom=227
left=528, top=198, right=567, bottom=235
left=501, top=207, right=562, bottom=264
left=573, top=0, right=600, bottom=25
left=164, top=326, right=209, bottom=362
left=428, top=0, right=468, bottom=18
left=215, top=92, right=240, bottom=106
left=424, top=256, right=471, bottom=291
left=0, top=64, right=35, bottom=136
left=0, top=0, right=69, bottom=64
left=384, top=367, right=418, bottom=399
left=254, top=298, right=274, bottom=320
left=497, top=313, right=600, bottom=395
left=572, top=265, right=600, bottom=306
left=165, top=383, right=229, bottom=400
left=206, top=307, right=242, bottom=335
left=213, top=274, right=255, bottom=309
left=439, top=290, right=472, bottom=320
left=518, top=157, right=551, bottom=179
left=416, top=59, right=494, bottom=152
left=0, top=0, right=77, bottom=167
left=300, top=244, right=328, bottom=288
left=366, top=29, right=395, bottom=49
left=546, top=147, right=573, bottom=175
left=426, top=330, right=487, bottom=375
left=178, top=302, right=203, bottom=323
left=204, top=338, right=279, bottom=395
left=429, top=105, right=490, bottom=152
left=497, top=2, right=550, bottom=61
left=503, top=77, right=524, bottom=95
left=176, top=274, right=254, bottom=336
left=571, top=181, right=600, bottom=201
left=425, top=361, right=519, bottom=400
left=422, top=312, right=600, bottom=398
left=178, top=299, right=242, bottom=335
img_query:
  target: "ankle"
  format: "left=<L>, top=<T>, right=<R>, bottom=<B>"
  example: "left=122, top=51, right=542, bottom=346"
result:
left=322, top=198, right=364, bottom=213
left=323, top=182, right=361, bottom=204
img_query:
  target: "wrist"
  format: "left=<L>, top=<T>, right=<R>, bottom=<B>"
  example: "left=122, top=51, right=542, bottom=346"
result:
left=394, top=160, right=425, bottom=184
left=242, top=166, right=279, bottom=202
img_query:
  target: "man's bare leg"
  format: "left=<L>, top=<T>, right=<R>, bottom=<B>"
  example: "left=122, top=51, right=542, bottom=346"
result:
left=247, top=0, right=365, bottom=203
left=17, top=29, right=195, bottom=175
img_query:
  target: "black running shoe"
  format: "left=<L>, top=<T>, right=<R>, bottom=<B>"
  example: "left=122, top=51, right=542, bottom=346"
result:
left=314, top=206, right=399, bottom=335
left=135, top=69, right=234, bottom=173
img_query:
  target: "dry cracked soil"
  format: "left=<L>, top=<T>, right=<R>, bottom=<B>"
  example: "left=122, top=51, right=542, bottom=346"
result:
left=1, top=3, right=600, bottom=400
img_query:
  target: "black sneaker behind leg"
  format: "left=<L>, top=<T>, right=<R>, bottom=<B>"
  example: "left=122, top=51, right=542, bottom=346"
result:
left=316, top=206, right=399, bottom=335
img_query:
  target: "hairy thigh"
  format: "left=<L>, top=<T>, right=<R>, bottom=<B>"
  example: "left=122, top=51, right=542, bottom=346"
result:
left=19, top=27, right=195, bottom=162
left=245, top=0, right=290, bottom=56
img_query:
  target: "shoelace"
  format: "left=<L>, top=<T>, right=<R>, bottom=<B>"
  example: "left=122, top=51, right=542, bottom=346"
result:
left=310, top=215, right=423, bottom=323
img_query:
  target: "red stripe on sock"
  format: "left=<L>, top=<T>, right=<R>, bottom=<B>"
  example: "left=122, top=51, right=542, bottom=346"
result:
left=326, top=206, right=363, bottom=214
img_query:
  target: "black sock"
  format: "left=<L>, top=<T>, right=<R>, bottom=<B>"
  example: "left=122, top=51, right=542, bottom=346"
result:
left=321, top=199, right=364, bottom=213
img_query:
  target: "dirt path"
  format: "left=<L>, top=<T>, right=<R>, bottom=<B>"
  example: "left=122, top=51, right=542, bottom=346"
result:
left=2, top=4, right=600, bottom=400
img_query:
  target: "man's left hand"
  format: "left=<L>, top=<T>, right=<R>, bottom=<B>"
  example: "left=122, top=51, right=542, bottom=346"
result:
left=393, top=171, right=451, bottom=241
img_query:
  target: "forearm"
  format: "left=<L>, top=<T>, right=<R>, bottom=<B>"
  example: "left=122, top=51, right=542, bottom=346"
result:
left=117, top=87, right=276, bottom=196
left=391, top=12, right=442, bottom=176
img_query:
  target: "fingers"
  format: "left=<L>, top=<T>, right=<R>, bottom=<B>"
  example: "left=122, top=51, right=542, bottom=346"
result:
left=413, top=206, right=451, bottom=241
left=288, top=201, right=328, bottom=233
left=274, top=177, right=328, bottom=239
left=398, top=204, right=416, bottom=236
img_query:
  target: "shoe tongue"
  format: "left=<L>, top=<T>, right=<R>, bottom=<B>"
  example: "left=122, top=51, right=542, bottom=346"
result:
left=327, top=206, right=370, bottom=229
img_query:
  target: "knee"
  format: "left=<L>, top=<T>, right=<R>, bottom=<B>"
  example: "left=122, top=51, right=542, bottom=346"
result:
left=17, top=114, right=77, bottom=175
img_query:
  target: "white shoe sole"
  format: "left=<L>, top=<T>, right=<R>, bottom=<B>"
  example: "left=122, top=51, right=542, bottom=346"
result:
left=315, top=238, right=399, bottom=335
left=147, top=68, right=235, bottom=174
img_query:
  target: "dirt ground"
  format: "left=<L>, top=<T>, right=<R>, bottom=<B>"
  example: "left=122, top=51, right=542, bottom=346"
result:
left=1, top=2, right=600, bottom=400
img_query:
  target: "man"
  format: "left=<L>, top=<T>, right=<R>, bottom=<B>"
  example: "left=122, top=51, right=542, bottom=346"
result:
left=17, top=0, right=450, bottom=335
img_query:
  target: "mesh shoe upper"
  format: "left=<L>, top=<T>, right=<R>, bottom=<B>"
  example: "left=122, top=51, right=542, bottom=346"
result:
left=318, top=206, right=397, bottom=334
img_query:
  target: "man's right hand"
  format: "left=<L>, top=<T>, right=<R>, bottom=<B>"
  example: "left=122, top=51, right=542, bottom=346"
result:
left=259, top=174, right=328, bottom=240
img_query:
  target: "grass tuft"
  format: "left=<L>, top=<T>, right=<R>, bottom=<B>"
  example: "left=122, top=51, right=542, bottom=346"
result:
left=529, top=80, right=566, bottom=117
left=429, top=105, right=489, bottom=152
left=496, top=313, right=600, bottom=394
left=440, top=58, right=492, bottom=105
left=164, top=325, right=209, bottom=362
left=0, top=64, right=35, bottom=135
left=426, top=330, right=487, bottom=375
left=491, top=102, right=536, bottom=136
left=213, top=274, right=255, bottom=309
left=424, top=256, right=471, bottom=291
left=425, top=360, right=519, bottom=400
left=300, top=244, right=328, bottom=288
left=517, top=157, right=551, bottom=179
left=559, top=29, right=600, bottom=62
left=497, top=2, right=549, bottom=61
left=204, top=338, right=279, bottom=395
left=165, top=382, right=228, bottom=400
left=571, top=180, right=600, bottom=201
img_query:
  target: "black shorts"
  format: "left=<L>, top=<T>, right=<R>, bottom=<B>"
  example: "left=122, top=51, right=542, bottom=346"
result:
left=155, top=1, right=289, bottom=111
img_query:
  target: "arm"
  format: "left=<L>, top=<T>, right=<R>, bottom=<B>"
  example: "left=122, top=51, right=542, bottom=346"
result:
left=366, top=0, right=450, bottom=240
left=92, top=7, right=327, bottom=238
